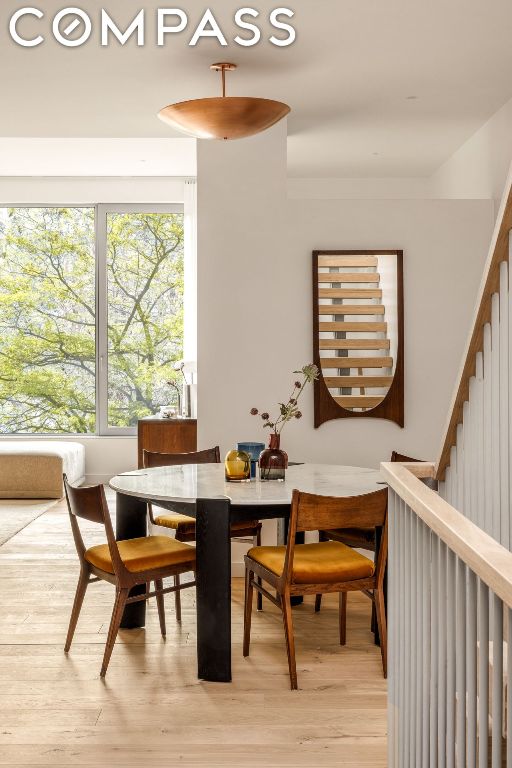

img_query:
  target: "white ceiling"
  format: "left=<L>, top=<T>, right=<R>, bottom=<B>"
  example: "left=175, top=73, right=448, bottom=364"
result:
left=1, top=0, right=512, bottom=178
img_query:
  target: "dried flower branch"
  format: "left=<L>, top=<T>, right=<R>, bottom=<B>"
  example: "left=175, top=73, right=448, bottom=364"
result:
left=249, top=363, right=319, bottom=436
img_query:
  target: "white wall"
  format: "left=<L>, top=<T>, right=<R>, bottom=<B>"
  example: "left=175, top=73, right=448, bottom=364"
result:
left=0, top=177, right=186, bottom=204
left=196, top=122, right=288, bottom=452
left=288, top=177, right=432, bottom=200
left=430, top=96, right=512, bottom=213
left=197, top=151, right=494, bottom=469
left=285, top=197, right=493, bottom=467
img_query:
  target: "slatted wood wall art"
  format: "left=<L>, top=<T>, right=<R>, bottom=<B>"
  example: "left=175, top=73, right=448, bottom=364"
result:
left=313, top=250, right=404, bottom=427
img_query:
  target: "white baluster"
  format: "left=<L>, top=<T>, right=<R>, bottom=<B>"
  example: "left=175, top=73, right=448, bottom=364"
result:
left=507, top=607, right=512, bottom=766
left=499, top=261, right=510, bottom=549
left=491, top=594, right=503, bottom=767
left=468, top=377, right=478, bottom=523
left=388, top=490, right=397, bottom=768
left=467, top=570, right=478, bottom=767
left=478, top=579, right=490, bottom=768
left=463, top=400, right=472, bottom=522
left=456, top=422, right=465, bottom=518
left=422, top=517, right=432, bottom=767
left=399, top=499, right=406, bottom=768
left=416, top=514, right=423, bottom=766
left=509, top=232, right=512, bottom=552
left=438, top=540, right=447, bottom=766
left=491, top=293, right=501, bottom=542
left=430, top=533, right=439, bottom=766
left=474, top=352, right=485, bottom=531
left=456, top=558, right=467, bottom=767
left=483, top=323, right=493, bottom=536
left=446, top=549, right=457, bottom=768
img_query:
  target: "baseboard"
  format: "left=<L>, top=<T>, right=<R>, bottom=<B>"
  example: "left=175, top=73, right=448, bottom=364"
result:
left=85, top=474, right=115, bottom=485
left=231, top=561, right=245, bottom=578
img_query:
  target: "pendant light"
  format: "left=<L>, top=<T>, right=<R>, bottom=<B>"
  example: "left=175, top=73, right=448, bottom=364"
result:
left=158, top=62, right=290, bottom=140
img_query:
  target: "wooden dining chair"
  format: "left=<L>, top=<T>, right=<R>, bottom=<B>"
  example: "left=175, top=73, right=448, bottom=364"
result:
left=314, top=451, right=421, bottom=614
left=63, top=475, right=196, bottom=677
left=243, top=488, right=388, bottom=689
left=318, top=451, right=420, bottom=552
left=143, top=447, right=263, bottom=611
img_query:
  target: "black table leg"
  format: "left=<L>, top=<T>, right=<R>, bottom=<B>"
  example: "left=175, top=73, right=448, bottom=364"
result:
left=115, top=492, right=147, bottom=629
left=195, top=497, right=232, bottom=682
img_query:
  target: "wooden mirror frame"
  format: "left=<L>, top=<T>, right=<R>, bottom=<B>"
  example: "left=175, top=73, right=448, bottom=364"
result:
left=313, top=249, right=404, bottom=428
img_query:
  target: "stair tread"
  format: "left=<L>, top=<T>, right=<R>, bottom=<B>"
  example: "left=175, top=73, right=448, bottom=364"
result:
left=318, top=304, right=385, bottom=315
left=318, top=255, right=378, bottom=267
left=319, top=322, right=387, bottom=332
left=325, top=376, right=393, bottom=388
left=319, top=289, right=382, bottom=299
left=320, top=357, right=393, bottom=368
left=319, top=339, right=391, bottom=350
left=335, top=396, right=384, bottom=409
left=318, top=272, right=380, bottom=283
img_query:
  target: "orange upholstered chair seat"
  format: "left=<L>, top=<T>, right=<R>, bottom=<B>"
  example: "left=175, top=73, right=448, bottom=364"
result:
left=85, top=535, right=195, bottom=574
left=154, top=511, right=259, bottom=533
left=246, top=540, right=375, bottom=584
left=153, top=511, right=196, bottom=529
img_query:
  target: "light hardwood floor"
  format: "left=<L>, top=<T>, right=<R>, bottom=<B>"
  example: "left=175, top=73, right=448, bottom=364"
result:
left=0, top=491, right=387, bottom=767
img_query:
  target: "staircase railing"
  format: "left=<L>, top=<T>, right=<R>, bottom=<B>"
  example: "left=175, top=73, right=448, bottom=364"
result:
left=386, top=166, right=512, bottom=765
left=437, top=170, right=512, bottom=545
left=383, top=461, right=512, bottom=767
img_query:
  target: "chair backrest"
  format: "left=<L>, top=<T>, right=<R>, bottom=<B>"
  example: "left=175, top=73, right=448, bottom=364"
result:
left=290, top=488, right=388, bottom=534
left=142, top=446, right=221, bottom=469
left=283, top=488, right=388, bottom=587
left=63, top=475, right=126, bottom=577
left=390, top=450, right=422, bottom=463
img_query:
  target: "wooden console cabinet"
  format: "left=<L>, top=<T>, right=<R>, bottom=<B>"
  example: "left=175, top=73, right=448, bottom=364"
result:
left=137, top=417, right=197, bottom=469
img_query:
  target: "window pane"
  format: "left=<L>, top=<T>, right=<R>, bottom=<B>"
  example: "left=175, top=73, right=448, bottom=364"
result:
left=0, top=207, right=96, bottom=434
left=106, top=212, right=184, bottom=428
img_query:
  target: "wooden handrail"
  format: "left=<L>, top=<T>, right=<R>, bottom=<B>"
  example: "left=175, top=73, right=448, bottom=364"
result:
left=398, top=461, right=435, bottom=479
left=436, top=171, right=512, bottom=481
left=381, top=462, right=512, bottom=608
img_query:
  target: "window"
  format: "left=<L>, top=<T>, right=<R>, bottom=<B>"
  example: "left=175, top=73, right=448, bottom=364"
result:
left=0, top=204, right=184, bottom=435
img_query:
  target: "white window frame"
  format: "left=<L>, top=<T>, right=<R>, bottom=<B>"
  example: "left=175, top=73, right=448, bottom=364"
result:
left=1, top=202, right=184, bottom=437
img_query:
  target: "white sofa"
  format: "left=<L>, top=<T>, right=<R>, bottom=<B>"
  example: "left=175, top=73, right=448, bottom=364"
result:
left=0, top=441, right=86, bottom=499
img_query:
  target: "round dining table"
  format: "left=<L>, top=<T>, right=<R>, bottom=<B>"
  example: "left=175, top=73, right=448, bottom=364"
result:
left=110, top=462, right=383, bottom=683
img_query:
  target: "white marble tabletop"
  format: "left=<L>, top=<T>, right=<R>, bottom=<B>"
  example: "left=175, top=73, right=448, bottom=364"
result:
left=109, top=463, right=384, bottom=506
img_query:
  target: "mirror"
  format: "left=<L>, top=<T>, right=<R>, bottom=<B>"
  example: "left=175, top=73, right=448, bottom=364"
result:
left=313, top=250, right=404, bottom=427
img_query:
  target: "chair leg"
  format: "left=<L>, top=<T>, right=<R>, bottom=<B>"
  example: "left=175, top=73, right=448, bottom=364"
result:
left=314, top=594, right=322, bottom=612
left=254, top=530, right=263, bottom=611
left=339, top=591, right=347, bottom=645
left=64, top=568, right=89, bottom=653
left=174, top=573, right=182, bottom=622
left=155, top=579, right=166, bottom=638
left=281, top=593, right=298, bottom=690
left=243, top=567, right=254, bottom=657
left=100, top=587, right=129, bottom=677
left=374, top=586, right=387, bottom=678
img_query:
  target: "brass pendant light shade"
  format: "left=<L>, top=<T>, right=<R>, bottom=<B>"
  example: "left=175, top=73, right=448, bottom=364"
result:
left=158, top=63, right=290, bottom=141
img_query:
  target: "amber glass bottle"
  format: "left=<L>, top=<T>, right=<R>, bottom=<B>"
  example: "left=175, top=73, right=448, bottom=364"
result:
left=258, top=433, right=288, bottom=481
left=224, top=449, right=251, bottom=482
